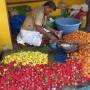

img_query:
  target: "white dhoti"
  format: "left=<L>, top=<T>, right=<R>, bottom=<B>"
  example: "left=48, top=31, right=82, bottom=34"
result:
left=17, top=29, right=43, bottom=46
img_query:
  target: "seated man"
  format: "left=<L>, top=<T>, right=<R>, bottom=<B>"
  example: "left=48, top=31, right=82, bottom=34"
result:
left=17, top=1, right=62, bottom=47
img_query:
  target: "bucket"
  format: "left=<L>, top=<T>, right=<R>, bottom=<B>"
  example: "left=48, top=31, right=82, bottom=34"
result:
left=54, top=53, right=67, bottom=63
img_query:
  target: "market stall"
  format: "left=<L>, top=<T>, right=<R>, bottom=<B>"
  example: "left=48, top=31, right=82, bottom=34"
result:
left=0, top=0, right=90, bottom=90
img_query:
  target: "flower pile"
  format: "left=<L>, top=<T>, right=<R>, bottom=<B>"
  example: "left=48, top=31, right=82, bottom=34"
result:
left=63, top=30, right=90, bottom=79
left=71, top=44, right=90, bottom=79
left=0, top=58, right=87, bottom=90
left=63, top=30, right=90, bottom=45
left=1, top=30, right=90, bottom=89
left=3, top=50, right=48, bottom=66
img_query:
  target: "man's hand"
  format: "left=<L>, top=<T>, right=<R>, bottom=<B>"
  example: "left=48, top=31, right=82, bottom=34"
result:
left=45, top=26, right=63, bottom=39
left=54, top=30, right=63, bottom=39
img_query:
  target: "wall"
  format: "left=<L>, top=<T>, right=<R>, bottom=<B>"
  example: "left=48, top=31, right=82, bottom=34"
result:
left=0, top=0, right=12, bottom=51
left=52, top=0, right=86, bottom=16
left=7, top=0, right=85, bottom=16
left=56, top=0, right=85, bottom=6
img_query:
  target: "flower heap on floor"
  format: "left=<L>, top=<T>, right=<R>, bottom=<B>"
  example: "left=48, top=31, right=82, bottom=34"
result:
left=3, top=49, right=48, bottom=66
left=0, top=59, right=87, bottom=90
left=64, top=30, right=90, bottom=79
left=71, top=44, right=90, bottom=79
left=1, top=30, right=90, bottom=89
left=63, top=30, right=90, bottom=46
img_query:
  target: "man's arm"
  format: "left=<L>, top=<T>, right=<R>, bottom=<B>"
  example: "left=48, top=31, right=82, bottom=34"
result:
left=35, top=25, right=52, bottom=37
left=35, top=25, right=59, bottom=42
left=45, top=25, right=56, bottom=33
left=44, top=25, right=62, bottom=39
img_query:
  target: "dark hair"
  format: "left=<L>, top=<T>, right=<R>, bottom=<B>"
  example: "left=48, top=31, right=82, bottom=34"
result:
left=44, top=1, right=56, bottom=11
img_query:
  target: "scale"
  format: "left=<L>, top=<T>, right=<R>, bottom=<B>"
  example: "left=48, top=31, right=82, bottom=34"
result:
left=49, top=42, right=80, bottom=63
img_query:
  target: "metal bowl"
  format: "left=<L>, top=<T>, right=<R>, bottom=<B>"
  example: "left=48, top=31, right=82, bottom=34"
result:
left=56, top=42, right=80, bottom=53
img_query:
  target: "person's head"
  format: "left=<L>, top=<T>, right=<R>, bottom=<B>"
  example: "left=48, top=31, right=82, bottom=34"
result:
left=43, top=1, right=56, bottom=15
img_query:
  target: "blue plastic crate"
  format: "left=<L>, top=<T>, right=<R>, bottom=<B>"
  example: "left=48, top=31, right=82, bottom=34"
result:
left=10, top=15, right=26, bottom=36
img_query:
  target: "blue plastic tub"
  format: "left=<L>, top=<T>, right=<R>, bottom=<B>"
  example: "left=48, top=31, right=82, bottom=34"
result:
left=55, top=18, right=81, bottom=35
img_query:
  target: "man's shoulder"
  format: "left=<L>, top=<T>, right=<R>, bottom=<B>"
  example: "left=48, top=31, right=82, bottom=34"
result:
left=33, top=6, right=44, bottom=13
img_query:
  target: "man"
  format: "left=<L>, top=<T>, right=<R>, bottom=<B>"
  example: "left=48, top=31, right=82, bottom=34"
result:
left=17, top=1, right=62, bottom=47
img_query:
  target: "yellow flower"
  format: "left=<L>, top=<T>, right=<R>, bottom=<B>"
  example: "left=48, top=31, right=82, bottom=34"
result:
left=3, top=50, right=48, bottom=66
